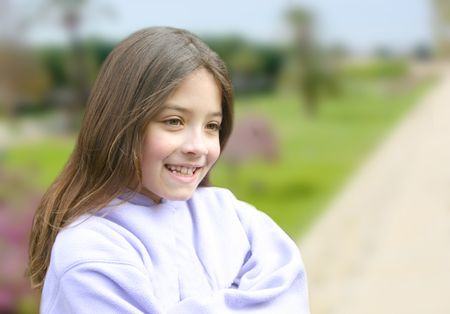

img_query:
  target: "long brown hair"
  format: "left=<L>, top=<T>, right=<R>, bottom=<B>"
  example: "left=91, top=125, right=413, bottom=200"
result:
left=28, top=27, right=234, bottom=289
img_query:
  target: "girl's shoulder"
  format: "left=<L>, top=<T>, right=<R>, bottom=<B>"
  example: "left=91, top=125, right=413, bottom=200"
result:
left=49, top=213, right=148, bottom=277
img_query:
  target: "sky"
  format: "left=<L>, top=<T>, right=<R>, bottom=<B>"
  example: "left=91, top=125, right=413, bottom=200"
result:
left=3, top=0, right=435, bottom=54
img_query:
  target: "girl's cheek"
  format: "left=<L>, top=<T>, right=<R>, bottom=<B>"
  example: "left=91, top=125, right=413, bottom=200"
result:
left=209, top=141, right=221, bottom=162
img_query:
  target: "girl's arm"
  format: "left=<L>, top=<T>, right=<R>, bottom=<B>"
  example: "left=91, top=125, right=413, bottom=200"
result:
left=168, top=201, right=310, bottom=314
left=43, top=261, right=164, bottom=313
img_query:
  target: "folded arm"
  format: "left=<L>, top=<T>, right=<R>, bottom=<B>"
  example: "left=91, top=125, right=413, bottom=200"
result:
left=168, top=201, right=310, bottom=314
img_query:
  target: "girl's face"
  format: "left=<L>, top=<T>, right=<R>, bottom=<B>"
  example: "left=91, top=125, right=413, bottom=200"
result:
left=140, top=68, right=222, bottom=203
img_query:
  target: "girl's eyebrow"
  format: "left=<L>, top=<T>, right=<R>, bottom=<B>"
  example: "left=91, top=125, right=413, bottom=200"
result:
left=164, top=105, right=222, bottom=117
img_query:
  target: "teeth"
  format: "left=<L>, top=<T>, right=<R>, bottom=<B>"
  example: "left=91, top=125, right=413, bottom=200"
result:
left=166, top=165, right=197, bottom=176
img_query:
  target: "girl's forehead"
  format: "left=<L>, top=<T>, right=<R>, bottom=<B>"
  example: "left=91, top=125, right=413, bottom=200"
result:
left=160, top=69, right=222, bottom=110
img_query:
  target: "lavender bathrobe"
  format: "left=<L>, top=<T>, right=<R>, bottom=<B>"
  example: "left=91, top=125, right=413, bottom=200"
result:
left=41, top=187, right=310, bottom=313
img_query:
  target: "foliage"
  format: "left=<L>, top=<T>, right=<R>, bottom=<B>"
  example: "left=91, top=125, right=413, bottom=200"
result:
left=0, top=46, right=52, bottom=115
left=433, top=0, right=450, bottom=57
left=0, top=138, right=75, bottom=313
left=203, top=36, right=284, bottom=94
left=37, top=39, right=115, bottom=89
left=0, top=171, right=41, bottom=313
left=38, top=47, right=71, bottom=87
left=342, top=60, right=408, bottom=80
left=283, top=5, right=343, bottom=118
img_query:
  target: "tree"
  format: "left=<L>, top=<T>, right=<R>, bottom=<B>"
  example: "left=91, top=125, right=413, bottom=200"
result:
left=287, top=7, right=316, bottom=116
left=433, top=0, right=450, bottom=58
left=285, top=6, right=340, bottom=118
left=0, top=46, right=52, bottom=116
left=204, top=36, right=284, bottom=94
left=29, top=0, right=114, bottom=128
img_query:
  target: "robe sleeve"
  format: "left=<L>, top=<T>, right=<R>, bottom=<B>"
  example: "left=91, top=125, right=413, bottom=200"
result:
left=45, top=261, right=164, bottom=314
left=167, top=200, right=310, bottom=314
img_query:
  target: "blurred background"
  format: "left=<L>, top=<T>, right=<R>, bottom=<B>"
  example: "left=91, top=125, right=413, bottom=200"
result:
left=1, top=0, right=449, bottom=313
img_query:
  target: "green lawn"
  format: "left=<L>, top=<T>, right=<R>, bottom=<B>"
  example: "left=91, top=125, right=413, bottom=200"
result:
left=2, top=137, right=75, bottom=189
left=2, top=79, right=432, bottom=238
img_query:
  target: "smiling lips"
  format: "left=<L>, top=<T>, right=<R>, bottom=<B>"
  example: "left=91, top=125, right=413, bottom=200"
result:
left=165, top=164, right=201, bottom=176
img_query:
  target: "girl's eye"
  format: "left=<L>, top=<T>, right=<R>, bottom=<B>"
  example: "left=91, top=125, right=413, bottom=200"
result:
left=164, top=118, right=182, bottom=126
left=206, top=122, right=221, bottom=132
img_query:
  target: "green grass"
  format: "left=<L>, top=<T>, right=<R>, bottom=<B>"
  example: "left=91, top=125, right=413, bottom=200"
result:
left=211, top=79, right=433, bottom=238
left=1, top=79, right=432, bottom=239
left=2, top=137, right=75, bottom=188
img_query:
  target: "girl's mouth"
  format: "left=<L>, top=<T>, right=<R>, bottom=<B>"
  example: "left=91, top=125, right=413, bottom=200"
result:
left=165, top=164, right=201, bottom=176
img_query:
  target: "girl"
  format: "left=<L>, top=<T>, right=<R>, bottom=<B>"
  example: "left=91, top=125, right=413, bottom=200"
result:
left=28, top=27, right=310, bottom=313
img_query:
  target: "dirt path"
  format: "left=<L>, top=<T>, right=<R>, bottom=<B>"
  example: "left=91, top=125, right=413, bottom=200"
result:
left=298, top=65, right=450, bottom=314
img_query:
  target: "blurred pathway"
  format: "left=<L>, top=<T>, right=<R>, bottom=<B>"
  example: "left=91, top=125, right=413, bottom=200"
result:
left=298, top=64, right=450, bottom=314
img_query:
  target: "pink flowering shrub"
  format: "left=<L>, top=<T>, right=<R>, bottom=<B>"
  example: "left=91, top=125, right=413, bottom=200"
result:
left=0, top=171, right=40, bottom=314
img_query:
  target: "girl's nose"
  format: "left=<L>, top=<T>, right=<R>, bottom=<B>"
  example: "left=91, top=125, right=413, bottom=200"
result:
left=181, top=129, right=209, bottom=156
